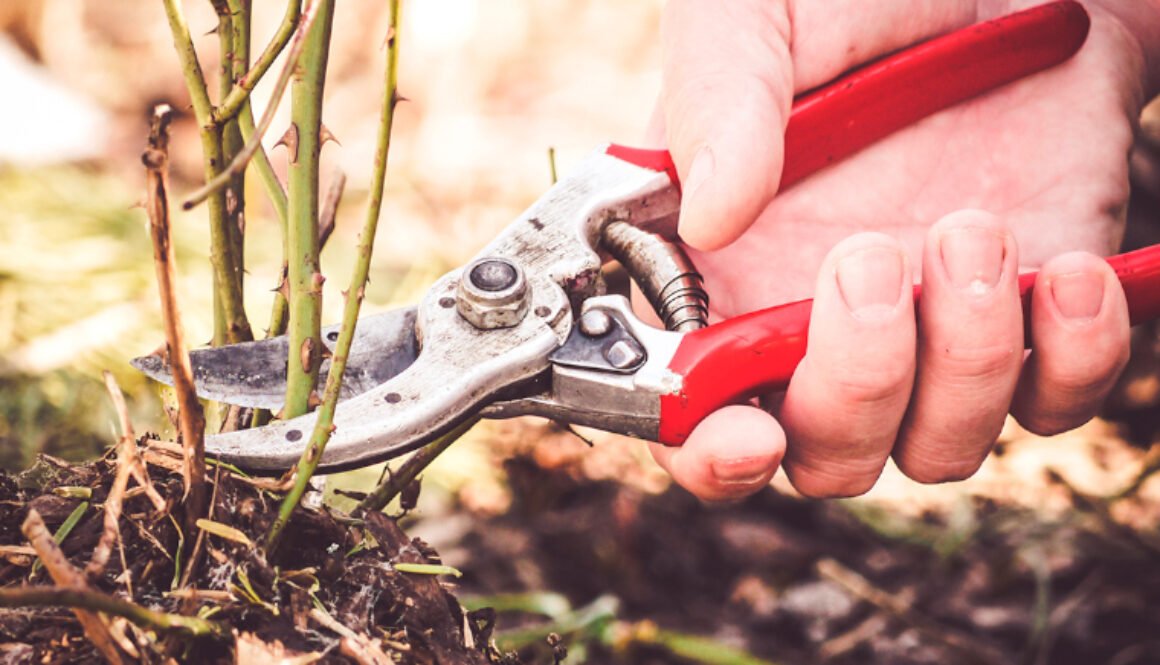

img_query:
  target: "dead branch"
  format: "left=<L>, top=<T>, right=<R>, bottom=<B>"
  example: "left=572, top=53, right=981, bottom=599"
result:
left=102, top=372, right=165, bottom=512
left=143, top=104, right=208, bottom=531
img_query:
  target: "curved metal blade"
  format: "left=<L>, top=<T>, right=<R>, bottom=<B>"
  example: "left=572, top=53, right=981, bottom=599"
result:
left=131, top=307, right=418, bottom=410
left=205, top=269, right=570, bottom=474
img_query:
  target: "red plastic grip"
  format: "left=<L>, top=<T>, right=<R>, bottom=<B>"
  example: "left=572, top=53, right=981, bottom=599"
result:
left=608, top=0, right=1091, bottom=191
left=780, top=0, right=1090, bottom=187
left=658, top=244, right=1160, bottom=445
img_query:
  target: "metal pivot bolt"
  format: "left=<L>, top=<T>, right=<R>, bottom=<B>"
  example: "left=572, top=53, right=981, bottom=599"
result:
left=456, top=257, right=531, bottom=329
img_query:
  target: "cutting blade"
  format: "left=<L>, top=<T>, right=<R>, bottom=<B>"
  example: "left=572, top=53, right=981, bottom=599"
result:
left=130, top=307, right=418, bottom=410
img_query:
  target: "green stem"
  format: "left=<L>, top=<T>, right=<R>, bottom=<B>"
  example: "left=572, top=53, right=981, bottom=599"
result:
left=238, top=104, right=288, bottom=227
left=160, top=0, right=214, bottom=126
left=267, top=0, right=402, bottom=551
left=219, top=0, right=248, bottom=335
left=281, top=0, right=335, bottom=419
left=161, top=0, right=252, bottom=346
left=183, top=0, right=321, bottom=211
left=0, top=587, right=226, bottom=638
left=215, top=0, right=302, bottom=124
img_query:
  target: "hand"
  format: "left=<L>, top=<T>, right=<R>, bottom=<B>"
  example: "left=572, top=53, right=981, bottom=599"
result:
left=647, top=0, right=1159, bottom=501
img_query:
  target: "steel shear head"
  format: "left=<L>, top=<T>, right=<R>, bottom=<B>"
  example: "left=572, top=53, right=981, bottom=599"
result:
left=191, top=148, right=683, bottom=473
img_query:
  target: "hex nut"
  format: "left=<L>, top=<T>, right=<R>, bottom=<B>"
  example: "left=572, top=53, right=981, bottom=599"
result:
left=456, top=257, right=530, bottom=329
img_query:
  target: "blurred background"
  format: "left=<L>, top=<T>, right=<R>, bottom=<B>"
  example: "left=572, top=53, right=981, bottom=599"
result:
left=2, top=1, right=1160, bottom=663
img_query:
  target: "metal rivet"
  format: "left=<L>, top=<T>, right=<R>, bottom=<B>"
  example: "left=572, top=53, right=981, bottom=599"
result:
left=535, top=305, right=551, bottom=318
left=469, top=259, right=518, bottom=292
left=439, top=297, right=455, bottom=309
left=579, top=309, right=612, bottom=337
left=605, top=339, right=644, bottom=370
left=285, top=430, right=303, bottom=442
left=385, top=392, right=402, bottom=404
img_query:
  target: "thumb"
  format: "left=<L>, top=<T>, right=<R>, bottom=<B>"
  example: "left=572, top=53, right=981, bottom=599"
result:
left=660, top=0, right=793, bottom=251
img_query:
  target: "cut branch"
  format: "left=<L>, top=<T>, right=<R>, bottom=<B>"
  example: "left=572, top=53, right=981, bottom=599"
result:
left=142, top=105, right=207, bottom=528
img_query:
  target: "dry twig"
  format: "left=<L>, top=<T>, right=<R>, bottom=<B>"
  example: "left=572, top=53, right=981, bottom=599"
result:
left=816, top=558, right=1007, bottom=665
left=102, top=372, right=165, bottom=512
left=310, top=608, right=396, bottom=665
left=143, top=105, right=208, bottom=542
left=0, top=586, right=224, bottom=638
left=22, top=510, right=125, bottom=664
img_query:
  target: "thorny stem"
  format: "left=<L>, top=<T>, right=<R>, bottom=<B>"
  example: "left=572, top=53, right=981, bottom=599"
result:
left=356, top=417, right=478, bottom=515
left=161, top=0, right=252, bottom=346
left=263, top=169, right=341, bottom=344
left=0, top=588, right=226, bottom=637
left=267, top=0, right=401, bottom=551
left=281, top=0, right=335, bottom=419
left=159, top=0, right=214, bottom=128
left=183, top=0, right=322, bottom=212
left=217, top=0, right=249, bottom=346
left=215, top=1, right=302, bottom=124
left=238, top=103, right=289, bottom=227
left=142, top=106, right=208, bottom=530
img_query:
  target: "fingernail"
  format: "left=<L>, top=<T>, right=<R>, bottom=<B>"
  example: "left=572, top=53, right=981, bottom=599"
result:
left=1050, top=271, right=1104, bottom=320
left=710, top=456, right=772, bottom=486
left=940, top=226, right=1006, bottom=294
left=684, top=145, right=715, bottom=196
left=836, top=246, right=905, bottom=320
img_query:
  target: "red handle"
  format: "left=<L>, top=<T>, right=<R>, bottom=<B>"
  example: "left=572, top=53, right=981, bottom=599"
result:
left=608, top=0, right=1091, bottom=189
left=658, top=244, right=1160, bottom=444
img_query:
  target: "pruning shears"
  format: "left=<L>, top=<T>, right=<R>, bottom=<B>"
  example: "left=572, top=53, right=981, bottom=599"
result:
left=134, top=1, right=1160, bottom=473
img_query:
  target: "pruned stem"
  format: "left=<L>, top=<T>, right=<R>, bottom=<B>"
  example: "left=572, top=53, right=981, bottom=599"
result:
left=266, top=0, right=401, bottom=551
left=281, top=0, right=335, bottom=419
left=0, top=587, right=225, bottom=637
left=143, top=106, right=208, bottom=528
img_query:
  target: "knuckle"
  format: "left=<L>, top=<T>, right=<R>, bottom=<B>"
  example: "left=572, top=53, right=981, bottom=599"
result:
left=932, top=340, right=1021, bottom=384
left=831, top=363, right=911, bottom=409
left=784, top=457, right=882, bottom=499
left=894, top=446, right=988, bottom=484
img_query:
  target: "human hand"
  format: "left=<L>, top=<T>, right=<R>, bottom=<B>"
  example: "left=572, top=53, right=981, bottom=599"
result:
left=647, top=0, right=1160, bottom=500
